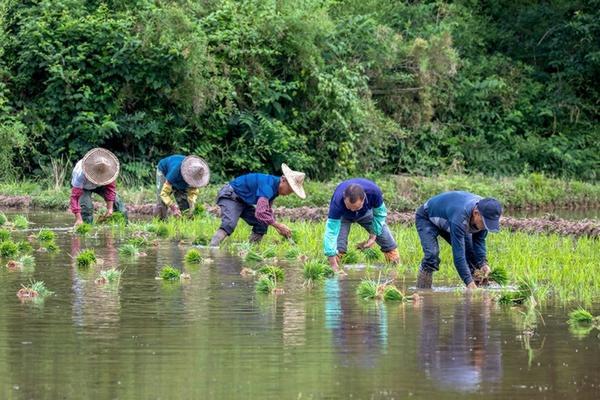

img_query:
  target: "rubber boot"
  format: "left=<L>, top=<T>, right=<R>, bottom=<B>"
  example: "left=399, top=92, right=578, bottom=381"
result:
left=383, top=249, right=400, bottom=265
left=416, top=268, right=433, bottom=289
left=249, top=232, right=264, bottom=244
left=209, top=228, right=228, bottom=247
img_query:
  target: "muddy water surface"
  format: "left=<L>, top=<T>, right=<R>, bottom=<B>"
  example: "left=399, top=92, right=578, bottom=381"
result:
left=0, top=212, right=598, bottom=399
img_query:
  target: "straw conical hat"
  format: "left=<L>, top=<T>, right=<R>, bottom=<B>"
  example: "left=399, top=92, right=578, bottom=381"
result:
left=82, top=148, right=120, bottom=186
left=181, top=155, right=210, bottom=188
left=281, top=163, right=306, bottom=199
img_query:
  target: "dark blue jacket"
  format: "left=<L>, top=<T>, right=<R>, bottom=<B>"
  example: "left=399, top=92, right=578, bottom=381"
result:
left=423, top=191, right=488, bottom=284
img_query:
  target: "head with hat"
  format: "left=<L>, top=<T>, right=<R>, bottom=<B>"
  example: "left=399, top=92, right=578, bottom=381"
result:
left=82, top=148, right=120, bottom=186
left=181, top=155, right=210, bottom=188
left=471, top=198, right=503, bottom=233
left=278, top=163, right=306, bottom=199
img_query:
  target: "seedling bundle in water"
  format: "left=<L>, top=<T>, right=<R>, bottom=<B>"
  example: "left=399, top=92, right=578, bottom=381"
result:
left=362, top=248, right=382, bottom=263
left=567, top=307, right=600, bottom=338
left=258, top=265, right=284, bottom=282
left=75, top=223, right=92, bottom=235
left=76, top=249, right=97, bottom=268
left=255, top=275, right=276, bottom=294
left=0, top=212, right=6, bottom=226
left=303, top=260, right=334, bottom=287
left=488, top=266, right=509, bottom=285
left=184, top=248, right=203, bottom=264
left=356, top=278, right=419, bottom=302
left=17, top=280, right=53, bottom=300
left=13, top=215, right=29, bottom=229
left=0, top=240, right=18, bottom=258
left=119, top=243, right=140, bottom=257
left=341, top=249, right=360, bottom=264
left=37, top=229, right=56, bottom=243
left=97, top=211, right=127, bottom=225
left=159, top=266, right=181, bottom=281
left=96, top=268, right=122, bottom=285
left=0, top=229, right=10, bottom=242
left=497, top=277, right=545, bottom=306
left=192, top=234, right=210, bottom=246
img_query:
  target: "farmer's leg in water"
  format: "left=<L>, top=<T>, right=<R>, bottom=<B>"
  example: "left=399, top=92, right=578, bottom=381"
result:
left=79, top=190, right=95, bottom=224
left=415, top=206, right=440, bottom=288
left=155, top=169, right=169, bottom=219
left=240, top=204, right=268, bottom=243
left=211, top=184, right=244, bottom=246
left=355, top=210, right=399, bottom=263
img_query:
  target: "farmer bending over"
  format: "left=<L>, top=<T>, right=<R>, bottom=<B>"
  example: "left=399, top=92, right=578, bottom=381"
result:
left=155, top=155, right=210, bottom=219
left=70, top=148, right=127, bottom=226
left=415, top=191, right=502, bottom=289
left=210, top=164, right=306, bottom=246
left=323, top=179, right=400, bottom=273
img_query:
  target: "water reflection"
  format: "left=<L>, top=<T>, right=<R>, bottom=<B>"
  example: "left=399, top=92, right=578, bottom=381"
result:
left=418, top=292, right=502, bottom=392
left=325, top=279, right=388, bottom=369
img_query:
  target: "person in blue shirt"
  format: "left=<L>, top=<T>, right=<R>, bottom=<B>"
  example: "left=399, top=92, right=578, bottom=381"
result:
left=323, top=179, right=399, bottom=273
left=210, top=164, right=306, bottom=246
left=415, top=191, right=503, bottom=289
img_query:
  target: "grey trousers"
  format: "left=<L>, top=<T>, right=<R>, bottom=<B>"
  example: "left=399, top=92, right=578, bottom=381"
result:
left=79, top=187, right=127, bottom=224
left=216, top=184, right=268, bottom=235
left=155, top=169, right=191, bottom=219
left=337, top=210, right=397, bottom=253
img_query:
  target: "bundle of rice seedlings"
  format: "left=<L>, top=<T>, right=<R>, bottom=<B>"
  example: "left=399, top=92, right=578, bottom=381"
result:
left=285, top=247, right=301, bottom=260
left=245, top=249, right=263, bottom=264
left=75, top=223, right=92, bottom=235
left=255, top=275, right=276, bottom=294
left=98, top=212, right=126, bottom=225
left=37, top=229, right=56, bottom=243
left=262, top=247, right=277, bottom=259
left=0, top=240, right=18, bottom=258
left=127, top=236, right=148, bottom=248
left=303, top=261, right=334, bottom=287
left=0, top=229, right=10, bottom=241
left=192, top=234, right=210, bottom=246
left=356, top=279, right=378, bottom=300
left=489, top=266, right=509, bottom=285
left=341, top=249, right=360, bottom=264
left=0, top=212, right=6, bottom=226
left=258, top=265, right=284, bottom=282
left=159, top=266, right=181, bottom=280
left=362, top=247, right=382, bottom=263
left=17, top=241, right=33, bottom=254
left=76, top=249, right=97, bottom=268
left=18, top=254, right=35, bottom=267
left=119, top=244, right=140, bottom=257
left=383, top=285, right=405, bottom=301
left=13, top=215, right=29, bottom=229
left=96, top=268, right=122, bottom=284
left=17, top=280, right=53, bottom=299
left=568, top=307, right=594, bottom=325
left=184, top=248, right=204, bottom=264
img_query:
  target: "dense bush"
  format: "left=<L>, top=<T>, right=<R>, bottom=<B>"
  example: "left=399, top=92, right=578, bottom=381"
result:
left=0, top=0, right=597, bottom=182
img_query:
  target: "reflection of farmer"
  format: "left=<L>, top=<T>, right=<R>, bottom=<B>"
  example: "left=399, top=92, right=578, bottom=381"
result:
left=415, top=192, right=503, bottom=289
left=70, top=148, right=127, bottom=226
left=210, top=164, right=306, bottom=246
left=155, top=155, right=210, bottom=219
left=418, top=294, right=502, bottom=392
left=323, top=179, right=399, bottom=273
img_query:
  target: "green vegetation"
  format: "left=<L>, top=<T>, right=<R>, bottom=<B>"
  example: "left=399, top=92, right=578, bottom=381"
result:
left=0, top=240, right=18, bottom=258
left=159, top=266, right=181, bottom=281
left=44, top=241, right=59, bottom=252
left=489, top=266, right=509, bottom=286
left=244, top=250, right=264, bottom=264
left=285, top=247, right=301, bottom=260
left=0, top=229, right=9, bottom=242
left=192, top=234, right=210, bottom=246
left=17, top=280, right=53, bottom=300
left=356, top=280, right=378, bottom=300
left=37, top=229, right=56, bottom=243
left=184, top=248, right=203, bottom=264
left=118, top=244, right=140, bottom=258
left=18, top=254, right=35, bottom=268
left=75, top=249, right=97, bottom=268
left=12, top=215, right=29, bottom=229
left=97, top=268, right=122, bottom=284
left=17, top=241, right=33, bottom=254
left=303, top=261, right=334, bottom=287
left=255, top=275, right=276, bottom=295
left=98, top=211, right=127, bottom=225
left=0, top=212, right=6, bottom=225
left=341, top=249, right=360, bottom=264
left=568, top=308, right=594, bottom=325
left=497, top=277, right=547, bottom=306
left=356, top=278, right=417, bottom=302
left=567, top=307, right=600, bottom=339
left=362, top=248, right=382, bottom=263
left=258, top=265, right=284, bottom=282
left=75, top=223, right=92, bottom=235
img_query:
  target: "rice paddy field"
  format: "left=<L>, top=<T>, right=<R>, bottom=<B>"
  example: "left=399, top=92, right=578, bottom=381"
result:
left=0, top=210, right=598, bottom=399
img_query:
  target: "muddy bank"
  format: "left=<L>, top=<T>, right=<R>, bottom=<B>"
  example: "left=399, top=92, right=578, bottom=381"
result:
left=1, top=196, right=598, bottom=237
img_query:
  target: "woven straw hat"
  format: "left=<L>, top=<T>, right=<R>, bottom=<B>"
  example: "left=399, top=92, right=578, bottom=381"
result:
left=281, top=163, right=306, bottom=199
left=82, top=148, right=120, bottom=186
left=181, top=155, right=210, bottom=188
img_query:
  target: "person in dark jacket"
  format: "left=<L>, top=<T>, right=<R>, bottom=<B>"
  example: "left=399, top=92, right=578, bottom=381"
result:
left=415, top=191, right=503, bottom=289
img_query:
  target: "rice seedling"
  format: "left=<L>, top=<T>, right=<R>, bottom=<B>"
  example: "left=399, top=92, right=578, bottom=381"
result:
left=497, top=277, right=545, bottom=306
left=356, top=279, right=378, bottom=299
left=17, top=280, right=53, bottom=300
left=0, top=228, right=10, bottom=241
left=262, top=246, right=277, bottom=259
left=159, top=266, right=181, bottom=281
left=97, top=211, right=127, bottom=225
left=184, top=248, right=204, bottom=264
left=0, top=212, right=6, bottom=225
left=155, top=224, right=169, bottom=238
left=285, top=247, right=301, bottom=260
left=245, top=249, right=263, bottom=264
left=192, top=234, right=210, bottom=246
left=44, top=241, right=59, bottom=252
left=127, top=236, right=149, bottom=248
left=362, top=247, right=382, bottom=263
left=568, top=307, right=594, bottom=325
left=18, top=254, right=35, bottom=268
left=118, top=243, right=140, bottom=257
left=13, top=215, right=29, bottom=229
left=303, top=260, right=334, bottom=287
left=75, top=223, right=92, bottom=235
left=96, top=268, right=122, bottom=285
left=383, top=285, right=405, bottom=301
left=341, top=249, right=360, bottom=264
left=0, top=240, right=19, bottom=258
left=255, top=274, right=276, bottom=294
left=258, top=265, right=284, bottom=282
left=37, top=229, right=56, bottom=243
left=357, top=275, right=419, bottom=302
left=17, top=241, right=33, bottom=254
left=76, top=249, right=97, bottom=268
left=489, top=266, right=509, bottom=285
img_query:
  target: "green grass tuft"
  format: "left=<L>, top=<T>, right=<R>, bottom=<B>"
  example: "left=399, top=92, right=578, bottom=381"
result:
left=303, top=260, right=333, bottom=285
left=362, top=247, right=382, bottom=263
left=341, top=249, right=360, bottom=264
left=184, top=248, right=204, bottom=264
left=0, top=240, right=19, bottom=258
left=383, top=285, right=405, bottom=301
left=119, top=243, right=140, bottom=257
left=0, top=228, right=10, bottom=242
left=159, top=266, right=181, bottom=280
left=76, top=249, right=97, bottom=268
left=285, top=247, right=301, bottom=260
left=568, top=307, right=594, bottom=325
left=37, top=229, right=56, bottom=243
left=258, top=265, right=284, bottom=282
left=357, top=279, right=378, bottom=299
left=75, top=223, right=92, bottom=235
left=99, top=211, right=127, bottom=225
left=489, top=266, right=509, bottom=285
left=17, top=241, right=33, bottom=254
left=255, top=275, right=276, bottom=294
left=18, top=254, right=35, bottom=267
left=192, top=234, right=210, bottom=246
left=100, top=268, right=122, bottom=283
left=13, top=215, right=29, bottom=229
left=45, top=241, right=59, bottom=252
left=244, top=249, right=263, bottom=264
left=0, top=212, right=6, bottom=226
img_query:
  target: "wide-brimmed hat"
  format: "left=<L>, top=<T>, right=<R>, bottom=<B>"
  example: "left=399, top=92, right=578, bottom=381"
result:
left=82, top=148, right=120, bottom=186
left=181, top=155, right=210, bottom=188
left=281, top=163, right=306, bottom=199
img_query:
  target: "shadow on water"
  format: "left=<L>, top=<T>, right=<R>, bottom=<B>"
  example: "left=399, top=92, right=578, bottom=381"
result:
left=0, top=211, right=598, bottom=399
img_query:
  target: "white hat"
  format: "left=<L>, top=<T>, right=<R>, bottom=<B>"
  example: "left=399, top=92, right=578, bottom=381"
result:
left=281, top=163, right=306, bottom=199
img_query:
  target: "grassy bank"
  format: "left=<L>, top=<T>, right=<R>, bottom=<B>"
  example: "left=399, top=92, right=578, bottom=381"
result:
left=1, top=173, right=599, bottom=211
left=105, top=214, right=599, bottom=304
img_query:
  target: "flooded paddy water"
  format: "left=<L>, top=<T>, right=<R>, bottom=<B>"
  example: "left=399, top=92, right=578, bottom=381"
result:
left=0, top=211, right=599, bottom=399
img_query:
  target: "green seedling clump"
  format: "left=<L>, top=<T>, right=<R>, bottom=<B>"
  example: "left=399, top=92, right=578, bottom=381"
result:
left=0, top=240, right=19, bottom=258
left=568, top=307, right=594, bottom=325
left=37, top=229, right=56, bottom=243
left=184, top=248, right=204, bottom=264
left=362, top=248, right=382, bottom=263
left=262, top=246, right=276, bottom=259
left=127, top=236, right=149, bottom=248
left=119, top=244, right=140, bottom=257
left=357, top=279, right=378, bottom=299
left=0, top=212, right=6, bottom=226
left=45, top=241, right=59, bottom=252
left=17, top=241, right=33, bottom=254
left=357, top=278, right=417, bottom=302
left=76, top=249, right=97, bottom=268
left=17, top=280, right=53, bottom=300
left=258, top=265, right=284, bottom=282
left=159, top=266, right=181, bottom=280
left=341, top=249, right=360, bottom=264
left=383, top=285, right=405, bottom=301
left=99, top=211, right=127, bottom=225
left=13, top=215, right=29, bottom=229
left=0, top=228, right=10, bottom=242
left=303, top=261, right=333, bottom=285
left=285, top=247, right=301, bottom=260
left=245, top=249, right=263, bottom=264
left=255, top=275, right=276, bottom=294
left=155, top=224, right=169, bottom=238
left=192, top=234, right=210, bottom=246
left=18, top=254, right=35, bottom=267
left=98, top=268, right=122, bottom=284
left=489, top=266, right=509, bottom=285
left=75, top=223, right=92, bottom=235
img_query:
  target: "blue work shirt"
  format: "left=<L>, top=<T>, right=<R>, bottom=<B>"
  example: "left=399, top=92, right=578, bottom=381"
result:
left=328, top=178, right=383, bottom=221
left=230, top=173, right=280, bottom=205
left=423, top=191, right=488, bottom=285
left=158, top=155, right=188, bottom=191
